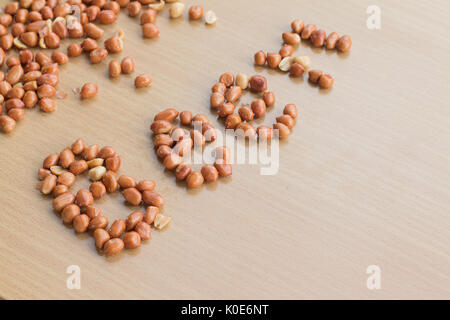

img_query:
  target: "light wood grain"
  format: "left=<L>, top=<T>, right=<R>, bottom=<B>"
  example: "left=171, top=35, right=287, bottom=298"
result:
left=0, top=0, right=449, bottom=299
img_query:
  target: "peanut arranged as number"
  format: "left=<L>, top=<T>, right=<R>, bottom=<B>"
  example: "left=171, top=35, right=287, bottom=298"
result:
left=38, top=139, right=170, bottom=256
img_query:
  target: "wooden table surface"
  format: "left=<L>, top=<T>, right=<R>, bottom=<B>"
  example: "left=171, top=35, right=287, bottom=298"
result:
left=0, top=0, right=449, bottom=299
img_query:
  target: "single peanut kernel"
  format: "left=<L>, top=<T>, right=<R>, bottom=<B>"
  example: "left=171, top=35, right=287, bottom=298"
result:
left=88, top=166, right=107, bottom=181
left=135, top=74, right=152, bottom=88
left=205, top=10, right=217, bottom=25
left=80, top=83, right=98, bottom=99
left=169, top=2, right=184, bottom=18
left=235, top=73, right=249, bottom=90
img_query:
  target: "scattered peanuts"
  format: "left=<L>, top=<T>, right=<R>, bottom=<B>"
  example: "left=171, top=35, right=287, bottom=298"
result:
left=37, top=139, right=170, bottom=256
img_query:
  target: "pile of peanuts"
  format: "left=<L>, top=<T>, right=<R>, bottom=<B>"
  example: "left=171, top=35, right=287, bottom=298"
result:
left=38, top=138, right=171, bottom=255
left=0, top=48, right=62, bottom=133
left=210, top=72, right=298, bottom=139
left=150, top=108, right=232, bottom=188
left=253, top=19, right=352, bottom=89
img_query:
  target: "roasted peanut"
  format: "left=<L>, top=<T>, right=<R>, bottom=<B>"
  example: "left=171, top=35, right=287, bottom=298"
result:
left=225, top=113, right=241, bottom=129
left=210, top=92, right=224, bottom=108
left=175, top=163, right=191, bottom=181
left=89, top=166, right=106, bottom=181
left=84, top=23, right=104, bottom=39
left=57, top=172, right=75, bottom=186
left=105, top=156, right=121, bottom=171
left=276, top=114, right=295, bottom=129
left=186, top=171, right=204, bottom=188
left=225, top=86, right=242, bottom=103
left=336, top=35, right=352, bottom=52
left=69, top=160, right=89, bottom=175
left=189, top=5, right=203, bottom=20
left=318, top=74, right=334, bottom=89
left=80, top=83, right=98, bottom=99
left=169, top=2, right=184, bottom=18
left=141, top=9, right=157, bottom=24
left=142, top=23, right=159, bottom=38
left=135, top=222, right=151, bottom=240
left=205, top=10, right=217, bottom=25
left=41, top=174, right=57, bottom=194
left=236, top=122, right=256, bottom=138
left=282, top=32, right=300, bottom=45
left=108, top=60, right=121, bottom=77
left=179, top=111, right=192, bottom=126
left=62, top=204, right=81, bottom=224
left=90, top=181, right=106, bottom=198
left=103, top=238, right=124, bottom=255
left=98, top=10, right=117, bottom=24
left=88, top=215, right=109, bottom=230
left=144, top=206, right=159, bottom=224
left=108, top=219, right=126, bottom=238
left=235, top=73, right=249, bottom=90
left=217, top=102, right=235, bottom=118
left=123, top=231, right=141, bottom=249
left=126, top=211, right=143, bottom=230
left=201, top=165, right=218, bottom=183
left=93, top=228, right=110, bottom=249
left=219, top=72, right=234, bottom=87
left=273, top=122, right=290, bottom=138
left=310, top=29, right=326, bottom=47
left=75, top=189, right=94, bottom=207
left=135, top=74, right=152, bottom=88
left=104, top=36, right=122, bottom=53
left=211, top=82, right=226, bottom=95
left=156, top=145, right=172, bottom=159
left=102, top=170, right=118, bottom=193
left=267, top=52, right=282, bottom=69
left=90, top=48, right=108, bottom=64
left=326, top=32, right=339, bottom=49
left=151, top=120, right=172, bottom=134
left=52, top=192, right=75, bottom=212
left=98, top=146, right=116, bottom=159
left=38, top=98, right=56, bottom=112
left=73, top=214, right=90, bottom=233
left=301, top=24, right=317, bottom=39
left=123, top=188, right=142, bottom=206
left=291, top=19, right=304, bottom=33
left=214, top=162, right=232, bottom=177
left=154, top=108, right=179, bottom=122
left=283, top=104, right=298, bottom=119
left=290, top=62, right=305, bottom=76
left=251, top=99, right=266, bottom=118
left=249, top=75, right=268, bottom=92
left=256, top=126, right=274, bottom=140
left=136, top=180, right=155, bottom=192
left=81, top=38, right=98, bottom=52
left=60, top=148, right=75, bottom=169
left=121, top=56, right=135, bottom=74
left=53, top=185, right=68, bottom=198
left=238, top=105, right=254, bottom=121
left=163, top=153, right=182, bottom=170
left=142, top=191, right=164, bottom=207
left=279, top=44, right=294, bottom=58
left=128, top=1, right=141, bottom=17
left=308, top=70, right=323, bottom=84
